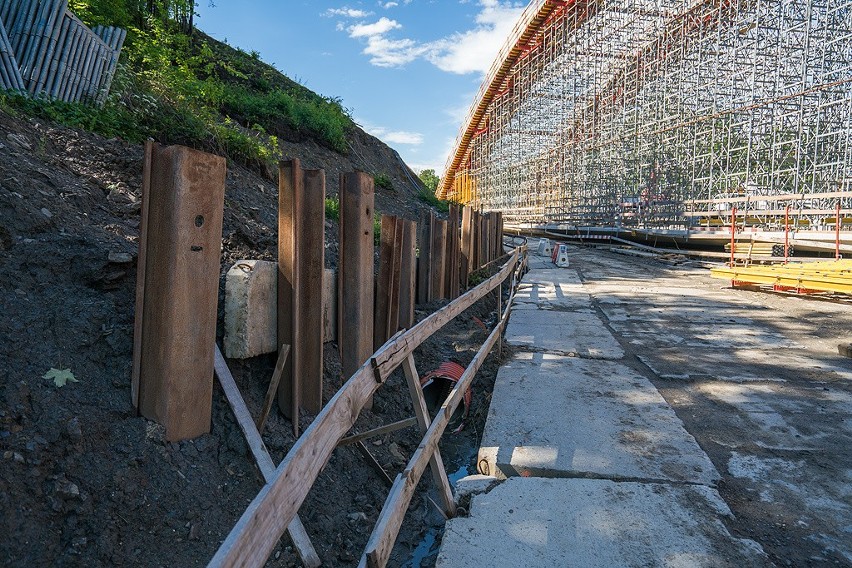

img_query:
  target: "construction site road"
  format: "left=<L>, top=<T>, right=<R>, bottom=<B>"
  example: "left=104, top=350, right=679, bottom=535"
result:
left=438, top=241, right=852, bottom=567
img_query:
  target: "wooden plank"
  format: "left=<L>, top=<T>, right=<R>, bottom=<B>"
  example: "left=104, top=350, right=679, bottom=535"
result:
left=213, top=345, right=321, bottom=568
left=397, top=220, right=417, bottom=330
left=362, top=292, right=514, bottom=568
left=401, top=355, right=455, bottom=517
left=277, top=160, right=300, bottom=424
left=430, top=218, right=447, bottom=300
left=416, top=211, right=431, bottom=304
left=207, top=250, right=520, bottom=568
left=387, top=218, right=404, bottom=337
left=131, top=139, right=152, bottom=410
left=356, top=441, right=394, bottom=487
left=297, top=169, right=326, bottom=415
left=256, top=344, right=290, bottom=434
left=137, top=144, right=226, bottom=441
left=374, top=215, right=396, bottom=350
left=459, top=206, right=472, bottom=290
left=337, top=417, right=418, bottom=447
left=339, top=172, right=375, bottom=405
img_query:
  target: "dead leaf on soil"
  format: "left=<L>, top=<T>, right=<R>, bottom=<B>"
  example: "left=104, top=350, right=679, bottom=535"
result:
left=43, top=368, right=78, bottom=388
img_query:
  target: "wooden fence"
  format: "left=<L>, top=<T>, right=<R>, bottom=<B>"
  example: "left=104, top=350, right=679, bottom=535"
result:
left=208, top=246, right=527, bottom=568
left=0, top=0, right=125, bottom=104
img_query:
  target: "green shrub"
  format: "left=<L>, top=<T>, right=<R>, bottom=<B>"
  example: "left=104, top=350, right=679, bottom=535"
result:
left=36, top=3, right=355, bottom=171
left=417, top=188, right=450, bottom=213
left=325, top=196, right=340, bottom=222
left=374, top=213, right=382, bottom=246
left=374, top=173, right=393, bottom=191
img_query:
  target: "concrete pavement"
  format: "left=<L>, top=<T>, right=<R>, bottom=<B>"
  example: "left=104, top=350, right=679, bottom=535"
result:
left=436, top=239, right=852, bottom=566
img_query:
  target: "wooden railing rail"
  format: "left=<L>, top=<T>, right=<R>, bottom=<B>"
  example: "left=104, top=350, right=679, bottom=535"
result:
left=208, top=246, right=526, bottom=568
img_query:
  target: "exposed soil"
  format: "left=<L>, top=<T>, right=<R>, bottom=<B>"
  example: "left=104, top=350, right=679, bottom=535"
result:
left=0, top=109, right=506, bottom=567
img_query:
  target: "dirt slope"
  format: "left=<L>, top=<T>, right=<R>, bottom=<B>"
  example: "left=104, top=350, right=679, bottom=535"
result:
left=0, top=104, right=502, bottom=568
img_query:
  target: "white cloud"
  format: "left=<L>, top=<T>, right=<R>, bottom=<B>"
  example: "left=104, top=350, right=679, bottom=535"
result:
left=324, top=7, right=373, bottom=18
left=382, top=2, right=399, bottom=8
left=341, top=1, right=525, bottom=75
left=359, top=119, right=424, bottom=145
left=348, top=17, right=402, bottom=38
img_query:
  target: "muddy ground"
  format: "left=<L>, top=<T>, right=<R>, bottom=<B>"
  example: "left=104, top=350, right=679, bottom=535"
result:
left=0, top=110, right=508, bottom=567
left=569, top=245, right=852, bottom=567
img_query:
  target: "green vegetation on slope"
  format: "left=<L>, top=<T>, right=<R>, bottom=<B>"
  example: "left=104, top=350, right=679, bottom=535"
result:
left=416, top=168, right=450, bottom=212
left=0, top=0, right=353, bottom=170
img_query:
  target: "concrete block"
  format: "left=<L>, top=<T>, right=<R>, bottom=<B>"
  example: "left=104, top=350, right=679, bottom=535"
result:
left=437, top=477, right=770, bottom=567
left=224, top=260, right=277, bottom=359
left=453, top=474, right=499, bottom=501
left=536, top=238, right=552, bottom=256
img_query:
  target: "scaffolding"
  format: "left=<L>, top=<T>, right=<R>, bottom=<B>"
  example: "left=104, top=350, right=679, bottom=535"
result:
left=440, top=0, right=852, bottom=238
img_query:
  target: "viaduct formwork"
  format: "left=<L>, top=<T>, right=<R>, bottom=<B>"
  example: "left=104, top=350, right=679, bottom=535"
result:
left=440, top=0, right=852, bottom=246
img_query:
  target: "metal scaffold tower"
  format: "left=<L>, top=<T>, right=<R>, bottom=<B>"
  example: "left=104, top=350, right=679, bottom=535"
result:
left=440, top=0, right=852, bottom=242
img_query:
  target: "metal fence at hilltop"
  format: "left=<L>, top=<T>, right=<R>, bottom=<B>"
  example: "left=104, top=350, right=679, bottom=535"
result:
left=0, top=0, right=125, bottom=105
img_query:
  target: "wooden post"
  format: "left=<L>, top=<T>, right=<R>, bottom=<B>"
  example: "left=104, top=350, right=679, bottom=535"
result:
left=388, top=219, right=404, bottom=335
left=375, top=215, right=401, bottom=350
left=131, top=140, right=152, bottom=410
left=430, top=218, right=448, bottom=300
left=471, top=210, right=480, bottom=271
left=445, top=204, right=461, bottom=300
left=340, top=172, right=375, bottom=403
left=460, top=206, right=472, bottom=289
left=398, top=220, right=417, bottom=329
left=277, top=160, right=300, bottom=424
left=299, top=169, right=325, bottom=414
left=134, top=143, right=226, bottom=441
left=417, top=211, right=432, bottom=303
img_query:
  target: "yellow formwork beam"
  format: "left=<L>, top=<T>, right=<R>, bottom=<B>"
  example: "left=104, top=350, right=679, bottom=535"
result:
left=711, top=260, right=852, bottom=294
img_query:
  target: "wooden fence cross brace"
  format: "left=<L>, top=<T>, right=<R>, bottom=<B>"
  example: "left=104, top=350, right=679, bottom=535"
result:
left=401, top=354, right=456, bottom=518
left=213, top=345, right=321, bottom=568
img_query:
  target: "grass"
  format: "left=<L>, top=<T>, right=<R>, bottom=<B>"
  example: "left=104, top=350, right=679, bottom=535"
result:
left=2, top=10, right=355, bottom=173
left=417, top=187, right=450, bottom=213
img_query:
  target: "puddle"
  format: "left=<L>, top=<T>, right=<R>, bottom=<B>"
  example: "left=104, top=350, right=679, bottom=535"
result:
left=404, top=458, right=473, bottom=567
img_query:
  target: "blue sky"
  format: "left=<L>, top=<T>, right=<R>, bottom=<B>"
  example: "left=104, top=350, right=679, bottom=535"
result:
left=194, top=1, right=526, bottom=174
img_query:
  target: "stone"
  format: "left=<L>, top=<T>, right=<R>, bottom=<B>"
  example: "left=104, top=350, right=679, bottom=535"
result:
left=108, top=252, right=133, bottom=264
left=223, top=260, right=278, bottom=359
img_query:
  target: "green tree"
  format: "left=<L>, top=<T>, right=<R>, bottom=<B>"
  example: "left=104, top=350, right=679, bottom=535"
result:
left=418, top=168, right=440, bottom=193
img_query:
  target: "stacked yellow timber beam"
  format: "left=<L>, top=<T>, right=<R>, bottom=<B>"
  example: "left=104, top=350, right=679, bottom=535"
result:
left=711, top=260, right=852, bottom=294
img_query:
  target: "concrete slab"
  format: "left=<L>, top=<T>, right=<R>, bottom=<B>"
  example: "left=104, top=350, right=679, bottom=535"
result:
left=609, top=320, right=803, bottom=349
left=638, top=347, right=852, bottom=382
left=505, top=309, right=624, bottom=359
left=478, top=352, right=718, bottom=484
left=599, top=304, right=763, bottom=325
left=512, top=268, right=591, bottom=309
left=436, top=477, right=769, bottom=568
